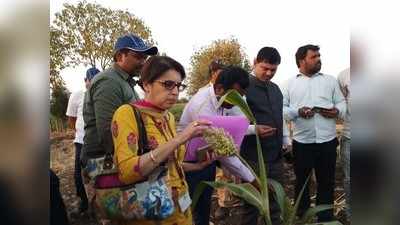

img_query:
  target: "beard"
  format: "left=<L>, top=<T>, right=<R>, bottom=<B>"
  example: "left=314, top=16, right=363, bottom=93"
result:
left=308, top=62, right=321, bottom=74
left=130, top=65, right=143, bottom=76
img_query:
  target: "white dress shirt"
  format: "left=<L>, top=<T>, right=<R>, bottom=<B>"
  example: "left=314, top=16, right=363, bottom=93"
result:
left=282, top=73, right=346, bottom=144
left=179, top=85, right=255, bottom=182
left=66, top=90, right=85, bottom=144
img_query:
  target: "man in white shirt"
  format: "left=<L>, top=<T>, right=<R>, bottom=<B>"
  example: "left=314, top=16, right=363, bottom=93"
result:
left=195, top=59, right=225, bottom=92
left=66, top=67, right=100, bottom=214
left=208, top=59, right=225, bottom=85
left=337, top=68, right=350, bottom=219
left=179, top=66, right=257, bottom=225
left=282, top=45, right=346, bottom=222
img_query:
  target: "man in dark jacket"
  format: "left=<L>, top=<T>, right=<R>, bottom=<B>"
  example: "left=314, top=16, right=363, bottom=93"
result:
left=240, top=47, right=290, bottom=225
left=82, top=34, right=157, bottom=165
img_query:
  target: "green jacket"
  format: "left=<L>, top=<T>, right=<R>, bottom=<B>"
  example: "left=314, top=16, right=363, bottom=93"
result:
left=82, top=64, right=140, bottom=162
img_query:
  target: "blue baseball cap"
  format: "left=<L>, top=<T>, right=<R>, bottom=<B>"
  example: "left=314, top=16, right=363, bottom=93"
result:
left=85, top=67, right=100, bottom=81
left=114, top=34, right=158, bottom=55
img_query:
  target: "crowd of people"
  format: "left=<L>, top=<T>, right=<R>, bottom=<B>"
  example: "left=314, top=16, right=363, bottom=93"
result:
left=51, top=33, right=350, bottom=225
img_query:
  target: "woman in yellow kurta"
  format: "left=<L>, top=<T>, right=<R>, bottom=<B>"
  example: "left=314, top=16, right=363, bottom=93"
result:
left=111, top=56, right=212, bottom=225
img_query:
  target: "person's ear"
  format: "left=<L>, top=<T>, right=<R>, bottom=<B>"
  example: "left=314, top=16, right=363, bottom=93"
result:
left=252, top=58, right=259, bottom=71
left=143, top=82, right=151, bottom=93
left=115, top=52, right=122, bottom=63
left=299, top=59, right=306, bottom=68
left=214, top=84, right=225, bottom=96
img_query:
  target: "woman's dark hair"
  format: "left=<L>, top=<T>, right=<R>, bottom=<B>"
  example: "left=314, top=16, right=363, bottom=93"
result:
left=256, top=47, right=281, bottom=65
left=215, top=66, right=249, bottom=90
left=139, top=56, right=186, bottom=86
left=295, top=44, right=320, bottom=68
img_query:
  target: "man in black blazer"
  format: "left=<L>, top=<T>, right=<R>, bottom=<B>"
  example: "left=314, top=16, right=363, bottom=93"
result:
left=240, top=47, right=290, bottom=225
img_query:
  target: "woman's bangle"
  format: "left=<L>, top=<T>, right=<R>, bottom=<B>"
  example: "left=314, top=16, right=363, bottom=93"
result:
left=149, top=150, right=159, bottom=164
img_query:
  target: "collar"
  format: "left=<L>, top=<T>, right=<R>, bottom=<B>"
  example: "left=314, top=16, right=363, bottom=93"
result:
left=250, top=73, right=269, bottom=87
left=207, top=84, right=221, bottom=111
left=133, top=100, right=169, bottom=118
left=296, top=72, right=323, bottom=78
left=113, top=63, right=134, bottom=81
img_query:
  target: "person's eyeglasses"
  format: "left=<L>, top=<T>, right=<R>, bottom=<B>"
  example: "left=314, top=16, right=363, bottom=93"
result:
left=155, top=80, right=187, bottom=91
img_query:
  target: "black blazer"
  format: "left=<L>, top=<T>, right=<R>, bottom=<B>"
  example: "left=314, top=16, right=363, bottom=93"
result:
left=240, top=75, right=283, bottom=163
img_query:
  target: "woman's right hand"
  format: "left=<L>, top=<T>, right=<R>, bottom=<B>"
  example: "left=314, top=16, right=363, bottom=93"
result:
left=177, top=119, right=212, bottom=144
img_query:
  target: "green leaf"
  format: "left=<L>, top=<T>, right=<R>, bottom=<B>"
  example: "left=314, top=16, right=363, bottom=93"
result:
left=237, top=183, right=265, bottom=211
left=191, top=181, right=208, bottom=210
left=300, top=204, right=334, bottom=224
left=218, top=89, right=256, bottom=123
left=200, top=181, right=266, bottom=214
left=255, top=132, right=270, bottom=224
left=282, top=197, right=295, bottom=225
left=218, top=89, right=271, bottom=225
left=268, top=179, right=287, bottom=216
left=234, top=152, right=260, bottom=185
left=291, top=174, right=312, bottom=225
left=268, top=178, right=295, bottom=225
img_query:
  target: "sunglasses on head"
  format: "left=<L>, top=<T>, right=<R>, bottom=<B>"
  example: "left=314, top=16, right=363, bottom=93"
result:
left=155, top=80, right=187, bottom=91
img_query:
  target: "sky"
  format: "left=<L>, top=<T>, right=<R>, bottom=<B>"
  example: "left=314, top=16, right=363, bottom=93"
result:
left=50, top=0, right=350, bottom=95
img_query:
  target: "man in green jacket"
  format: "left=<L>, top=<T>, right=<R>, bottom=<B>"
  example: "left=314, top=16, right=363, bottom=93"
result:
left=82, top=34, right=158, bottom=166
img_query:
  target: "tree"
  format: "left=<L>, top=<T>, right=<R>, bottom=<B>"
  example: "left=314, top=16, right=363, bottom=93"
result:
left=51, top=0, right=156, bottom=71
left=50, top=26, right=67, bottom=90
left=50, top=85, right=70, bottom=120
left=186, top=38, right=251, bottom=96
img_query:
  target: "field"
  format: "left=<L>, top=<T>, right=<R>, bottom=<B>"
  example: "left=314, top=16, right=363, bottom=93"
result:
left=50, top=106, right=349, bottom=225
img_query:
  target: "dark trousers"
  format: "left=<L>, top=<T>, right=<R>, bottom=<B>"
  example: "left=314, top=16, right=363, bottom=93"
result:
left=241, top=159, right=284, bottom=225
left=50, top=169, right=70, bottom=225
left=293, top=138, right=338, bottom=222
left=185, top=161, right=217, bottom=225
left=74, top=143, right=88, bottom=205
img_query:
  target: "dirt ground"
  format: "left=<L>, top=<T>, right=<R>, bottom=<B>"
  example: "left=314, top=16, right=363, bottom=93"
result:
left=50, top=130, right=349, bottom=225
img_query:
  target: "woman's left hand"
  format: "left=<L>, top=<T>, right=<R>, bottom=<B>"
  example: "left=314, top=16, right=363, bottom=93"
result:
left=177, top=119, right=212, bottom=144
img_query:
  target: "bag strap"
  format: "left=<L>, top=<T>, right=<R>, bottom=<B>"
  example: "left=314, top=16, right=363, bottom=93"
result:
left=130, top=104, right=167, bottom=168
left=129, top=103, right=151, bottom=155
left=103, top=103, right=150, bottom=170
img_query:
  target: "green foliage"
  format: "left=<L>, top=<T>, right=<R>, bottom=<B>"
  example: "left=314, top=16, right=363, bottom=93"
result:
left=50, top=114, right=68, bottom=132
left=50, top=26, right=67, bottom=90
left=50, top=85, right=69, bottom=121
left=217, top=89, right=256, bottom=123
left=51, top=0, right=156, bottom=71
left=193, top=181, right=264, bottom=212
left=193, top=90, right=341, bottom=225
left=186, top=38, right=251, bottom=96
left=177, top=97, right=189, bottom=104
left=169, top=103, right=186, bottom=122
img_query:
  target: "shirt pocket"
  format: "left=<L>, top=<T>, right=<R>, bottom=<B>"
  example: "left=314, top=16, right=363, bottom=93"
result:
left=314, top=83, right=333, bottom=106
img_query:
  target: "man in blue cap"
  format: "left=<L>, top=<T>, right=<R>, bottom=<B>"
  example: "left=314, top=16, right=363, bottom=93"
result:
left=66, top=67, right=100, bottom=214
left=82, top=34, right=158, bottom=174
